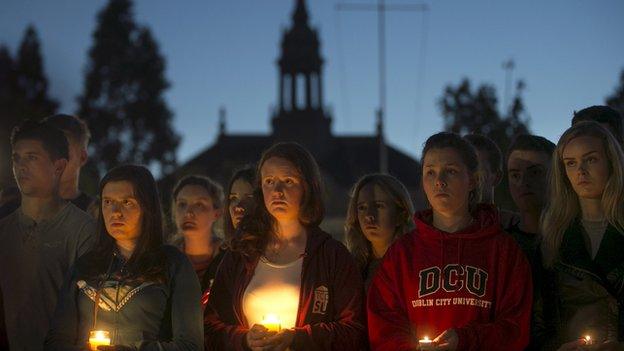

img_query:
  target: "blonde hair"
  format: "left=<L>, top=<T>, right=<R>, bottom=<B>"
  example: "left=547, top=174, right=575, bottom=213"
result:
left=541, top=121, right=624, bottom=267
left=345, top=174, right=415, bottom=269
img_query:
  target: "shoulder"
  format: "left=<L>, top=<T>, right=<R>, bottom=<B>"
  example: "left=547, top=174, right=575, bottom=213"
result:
left=63, top=203, right=96, bottom=230
left=309, top=228, right=350, bottom=256
left=162, top=244, right=187, bottom=263
left=0, top=209, right=18, bottom=231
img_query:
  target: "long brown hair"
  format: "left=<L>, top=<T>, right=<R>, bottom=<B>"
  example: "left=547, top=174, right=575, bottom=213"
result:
left=230, top=142, right=325, bottom=258
left=541, top=121, right=624, bottom=267
left=77, top=165, right=168, bottom=284
left=345, top=174, right=415, bottom=269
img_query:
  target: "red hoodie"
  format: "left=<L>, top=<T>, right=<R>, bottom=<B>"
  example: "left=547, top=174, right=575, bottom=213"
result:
left=204, top=228, right=367, bottom=350
left=367, top=205, right=532, bottom=351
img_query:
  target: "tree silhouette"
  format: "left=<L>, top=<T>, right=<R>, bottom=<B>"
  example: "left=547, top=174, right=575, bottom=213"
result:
left=77, top=0, right=179, bottom=176
left=0, top=26, right=57, bottom=188
left=438, top=78, right=531, bottom=209
left=606, top=68, right=624, bottom=118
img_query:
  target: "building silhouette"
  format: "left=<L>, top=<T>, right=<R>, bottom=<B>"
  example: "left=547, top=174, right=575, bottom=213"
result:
left=160, top=0, right=423, bottom=237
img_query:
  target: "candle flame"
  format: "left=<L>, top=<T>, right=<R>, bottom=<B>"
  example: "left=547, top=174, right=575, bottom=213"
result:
left=585, top=335, right=591, bottom=341
left=422, top=336, right=430, bottom=341
left=94, top=330, right=106, bottom=339
left=263, top=314, right=280, bottom=324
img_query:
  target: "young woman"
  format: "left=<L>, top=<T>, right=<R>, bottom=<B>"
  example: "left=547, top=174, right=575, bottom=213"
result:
left=204, top=142, right=366, bottom=351
left=223, top=166, right=255, bottom=241
left=367, top=132, right=532, bottom=351
left=45, top=165, right=203, bottom=350
left=541, top=121, right=624, bottom=350
left=345, top=173, right=415, bottom=288
left=170, top=175, right=225, bottom=301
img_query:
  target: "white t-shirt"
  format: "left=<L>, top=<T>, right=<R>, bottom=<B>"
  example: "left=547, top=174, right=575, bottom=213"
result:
left=243, top=255, right=303, bottom=329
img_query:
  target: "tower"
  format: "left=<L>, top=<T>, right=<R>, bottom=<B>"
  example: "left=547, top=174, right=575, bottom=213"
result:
left=272, top=0, right=332, bottom=147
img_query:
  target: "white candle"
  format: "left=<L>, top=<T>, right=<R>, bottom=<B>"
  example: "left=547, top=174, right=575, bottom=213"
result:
left=88, top=330, right=111, bottom=351
left=261, top=314, right=281, bottom=333
left=418, top=336, right=435, bottom=351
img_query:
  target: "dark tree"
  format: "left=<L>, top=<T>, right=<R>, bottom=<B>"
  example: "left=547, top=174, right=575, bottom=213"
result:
left=0, top=26, right=57, bottom=188
left=14, top=25, right=58, bottom=118
left=77, top=0, right=179, bottom=176
left=438, top=78, right=531, bottom=209
left=606, top=69, right=624, bottom=118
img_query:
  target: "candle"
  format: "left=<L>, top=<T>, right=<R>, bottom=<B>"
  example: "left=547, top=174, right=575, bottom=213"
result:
left=418, top=336, right=435, bottom=351
left=88, top=330, right=111, bottom=351
left=261, top=314, right=281, bottom=333
left=584, top=335, right=594, bottom=345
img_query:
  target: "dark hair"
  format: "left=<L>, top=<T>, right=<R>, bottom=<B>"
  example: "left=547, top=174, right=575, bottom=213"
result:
left=422, top=132, right=480, bottom=205
left=172, top=175, right=224, bottom=209
left=11, top=119, right=69, bottom=161
left=223, top=165, right=256, bottom=242
left=78, top=165, right=167, bottom=284
left=506, top=134, right=556, bottom=163
left=572, top=105, right=623, bottom=144
left=463, top=134, right=503, bottom=173
left=43, top=114, right=91, bottom=146
left=231, top=142, right=325, bottom=258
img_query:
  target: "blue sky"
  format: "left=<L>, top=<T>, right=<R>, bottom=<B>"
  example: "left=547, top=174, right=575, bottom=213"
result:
left=1, top=0, right=623, bottom=165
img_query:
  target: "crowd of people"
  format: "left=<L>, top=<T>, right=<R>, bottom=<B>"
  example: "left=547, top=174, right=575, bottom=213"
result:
left=0, top=105, right=622, bottom=350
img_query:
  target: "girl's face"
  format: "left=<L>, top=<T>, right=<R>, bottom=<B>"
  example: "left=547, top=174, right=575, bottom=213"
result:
left=261, top=157, right=305, bottom=223
left=228, top=179, right=254, bottom=229
left=175, top=184, right=221, bottom=236
left=356, top=183, right=400, bottom=247
left=422, top=147, right=476, bottom=217
left=102, top=180, right=143, bottom=244
left=562, top=136, right=610, bottom=200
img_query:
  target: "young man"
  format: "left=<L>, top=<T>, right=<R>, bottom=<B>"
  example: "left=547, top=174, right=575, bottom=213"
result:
left=505, top=134, right=555, bottom=262
left=44, top=113, right=95, bottom=211
left=0, top=120, right=95, bottom=350
left=0, top=114, right=94, bottom=219
left=572, top=105, right=623, bottom=145
left=505, top=134, right=556, bottom=351
left=464, top=134, right=518, bottom=228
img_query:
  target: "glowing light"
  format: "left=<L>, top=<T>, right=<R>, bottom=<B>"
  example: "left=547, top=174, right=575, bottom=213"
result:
left=262, top=314, right=281, bottom=332
left=88, top=330, right=111, bottom=350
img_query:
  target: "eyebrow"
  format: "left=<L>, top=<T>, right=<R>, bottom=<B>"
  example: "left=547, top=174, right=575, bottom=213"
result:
left=563, top=150, right=598, bottom=160
left=508, top=164, right=544, bottom=172
left=424, top=163, right=459, bottom=168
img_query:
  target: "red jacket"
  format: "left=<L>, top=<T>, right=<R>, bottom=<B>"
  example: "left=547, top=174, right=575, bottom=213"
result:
left=204, top=228, right=366, bottom=350
left=367, top=205, right=532, bottom=351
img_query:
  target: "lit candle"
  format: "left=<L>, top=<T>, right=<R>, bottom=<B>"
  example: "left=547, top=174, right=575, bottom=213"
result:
left=88, top=330, right=111, bottom=351
left=584, top=335, right=594, bottom=345
left=261, top=314, right=281, bottom=333
left=418, top=336, right=435, bottom=351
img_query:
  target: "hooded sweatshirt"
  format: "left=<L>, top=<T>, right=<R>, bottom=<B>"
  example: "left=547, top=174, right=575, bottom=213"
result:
left=204, top=227, right=366, bottom=351
left=367, top=205, right=532, bottom=351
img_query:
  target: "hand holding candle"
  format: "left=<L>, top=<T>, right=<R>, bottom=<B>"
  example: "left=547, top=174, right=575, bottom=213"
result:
left=418, top=336, right=435, bottom=351
left=261, top=314, right=281, bottom=333
left=88, top=330, right=111, bottom=351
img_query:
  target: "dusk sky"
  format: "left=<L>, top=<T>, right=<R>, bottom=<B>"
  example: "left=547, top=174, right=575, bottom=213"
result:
left=1, top=0, right=623, bottom=165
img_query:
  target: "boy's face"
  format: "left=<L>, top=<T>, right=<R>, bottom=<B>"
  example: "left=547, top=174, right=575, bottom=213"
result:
left=12, top=139, right=66, bottom=197
left=507, top=149, right=550, bottom=213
